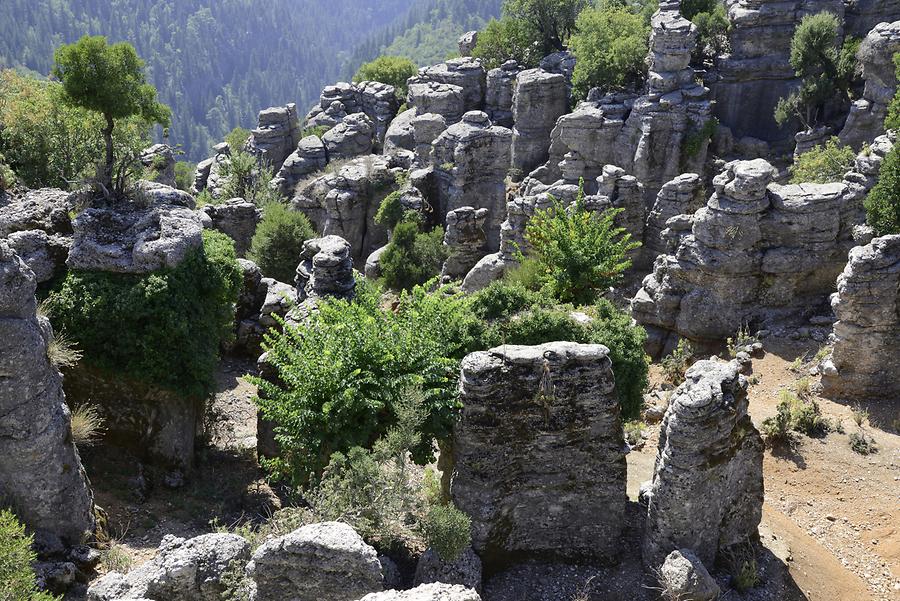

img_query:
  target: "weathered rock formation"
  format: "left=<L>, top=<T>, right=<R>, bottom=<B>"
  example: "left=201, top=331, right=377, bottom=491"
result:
left=845, top=0, right=900, bottom=37
left=87, top=533, right=250, bottom=601
left=140, top=144, right=177, bottom=188
left=360, top=584, right=482, bottom=601
left=191, top=143, right=231, bottom=198
left=442, top=206, right=489, bottom=280
left=433, top=111, right=513, bottom=250
left=305, top=81, right=401, bottom=146
left=632, top=150, right=887, bottom=353
left=414, top=547, right=482, bottom=592
left=0, top=188, right=73, bottom=282
left=839, top=20, right=900, bottom=150
left=658, top=549, right=721, bottom=601
left=323, top=112, right=376, bottom=160
left=408, top=81, right=467, bottom=125
left=510, top=68, right=569, bottom=175
left=644, top=173, right=706, bottom=259
left=410, top=58, right=487, bottom=113
left=247, top=104, right=302, bottom=171
left=485, top=61, right=521, bottom=128
left=272, top=135, right=329, bottom=196
left=294, top=235, right=356, bottom=307
left=135, top=180, right=196, bottom=208
left=452, top=342, right=626, bottom=568
left=458, top=31, right=479, bottom=56
left=291, top=154, right=398, bottom=261
left=822, top=234, right=900, bottom=399
left=643, top=360, right=764, bottom=569
left=199, top=198, right=261, bottom=256
left=0, top=241, right=94, bottom=545
left=247, top=522, right=384, bottom=601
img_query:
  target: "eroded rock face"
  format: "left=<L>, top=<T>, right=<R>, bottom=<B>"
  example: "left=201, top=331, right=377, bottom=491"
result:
left=511, top=68, right=569, bottom=175
left=644, top=173, right=706, bottom=260
left=442, top=206, right=489, bottom=280
left=643, top=360, right=764, bottom=569
left=414, top=547, right=482, bottom=592
left=295, top=235, right=356, bottom=305
left=711, top=0, right=845, bottom=144
left=0, top=241, right=94, bottom=545
left=839, top=20, right=900, bottom=150
left=87, top=533, right=249, bottom=601
left=191, top=143, right=231, bottom=197
left=247, top=104, right=302, bottom=172
left=305, top=81, right=401, bottom=147
left=822, top=235, right=900, bottom=399
left=631, top=152, right=882, bottom=353
left=359, top=583, right=482, bottom=601
left=410, top=58, right=487, bottom=113
left=323, top=112, right=376, bottom=160
left=845, top=0, right=900, bottom=37
left=273, top=135, right=329, bottom=196
left=408, top=82, right=467, bottom=125
left=291, top=154, right=397, bottom=261
left=247, top=522, right=383, bottom=601
left=67, top=203, right=203, bottom=274
left=140, top=144, right=176, bottom=188
left=658, top=549, right=721, bottom=601
left=485, top=61, right=520, bottom=128
left=0, top=188, right=73, bottom=282
left=433, top=111, right=512, bottom=250
left=452, top=342, right=626, bottom=568
left=459, top=31, right=479, bottom=56
left=200, top=198, right=260, bottom=257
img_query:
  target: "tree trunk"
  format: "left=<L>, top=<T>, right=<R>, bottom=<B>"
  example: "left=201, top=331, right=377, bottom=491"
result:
left=103, top=114, right=114, bottom=192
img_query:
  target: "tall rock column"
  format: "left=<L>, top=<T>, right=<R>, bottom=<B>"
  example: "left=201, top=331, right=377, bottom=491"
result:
left=643, top=360, right=764, bottom=569
left=822, top=235, right=900, bottom=400
left=0, top=241, right=94, bottom=544
left=451, top=342, right=626, bottom=569
left=510, top=68, right=569, bottom=176
left=247, top=104, right=302, bottom=172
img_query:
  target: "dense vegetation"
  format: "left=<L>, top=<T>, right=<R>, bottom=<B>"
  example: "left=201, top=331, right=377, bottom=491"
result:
left=45, top=230, right=242, bottom=397
left=865, top=146, right=900, bottom=236
left=354, top=56, right=419, bottom=100
left=249, top=203, right=317, bottom=283
left=0, top=510, right=57, bottom=601
left=790, top=137, right=856, bottom=183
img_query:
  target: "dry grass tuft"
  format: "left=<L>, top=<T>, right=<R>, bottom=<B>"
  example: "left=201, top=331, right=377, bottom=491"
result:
left=70, top=404, right=105, bottom=447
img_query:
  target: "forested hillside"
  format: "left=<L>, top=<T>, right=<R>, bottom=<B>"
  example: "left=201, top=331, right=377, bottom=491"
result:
left=0, top=0, right=449, bottom=160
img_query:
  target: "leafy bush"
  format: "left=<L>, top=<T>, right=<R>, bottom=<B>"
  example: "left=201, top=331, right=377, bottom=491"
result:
left=472, top=16, right=544, bottom=69
left=0, top=510, right=58, bottom=601
left=249, top=202, right=316, bottom=282
left=354, top=56, right=419, bottom=99
left=524, top=186, right=640, bottom=305
left=865, top=145, right=900, bottom=236
left=0, top=152, right=16, bottom=191
left=224, top=127, right=251, bottom=152
left=849, top=431, right=877, bottom=455
left=374, top=190, right=406, bottom=230
left=421, top=503, right=472, bottom=562
left=395, top=283, right=489, bottom=362
left=45, top=230, right=241, bottom=397
left=219, top=150, right=281, bottom=205
left=252, top=281, right=459, bottom=484
left=761, top=390, right=832, bottom=442
left=569, top=4, right=650, bottom=100
left=760, top=399, right=793, bottom=444
left=886, top=54, right=900, bottom=131
left=380, top=220, right=447, bottom=292
left=661, top=338, right=695, bottom=385
left=504, top=0, right=588, bottom=55
left=691, top=3, right=729, bottom=62
left=790, top=137, right=855, bottom=183
left=469, top=281, right=549, bottom=321
left=174, top=161, right=195, bottom=191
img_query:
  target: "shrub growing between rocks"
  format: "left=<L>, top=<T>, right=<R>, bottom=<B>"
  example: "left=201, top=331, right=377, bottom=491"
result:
left=380, top=219, right=448, bottom=292
left=865, top=145, right=900, bottom=236
left=0, top=510, right=57, bottom=601
left=249, top=202, right=316, bottom=282
left=790, top=137, right=855, bottom=183
left=45, top=230, right=241, bottom=398
left=354, top=56, right=418, bottom=99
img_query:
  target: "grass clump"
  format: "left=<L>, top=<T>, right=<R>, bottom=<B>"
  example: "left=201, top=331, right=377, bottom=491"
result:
left=248, top=202, right=316, bottom=283
left=46, top=330, right=83, bottom=369
left=70, top=404, right=105, bottom=448
left=761, top=390, right=832, bottom=443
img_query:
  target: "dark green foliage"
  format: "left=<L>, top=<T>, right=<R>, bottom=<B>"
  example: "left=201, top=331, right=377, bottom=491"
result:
left=374, top=190, right=406, bottom=230
left=790, top=137, right=855, bottom=183
left=354, top=56, right=418, bottom=99
left=504, top=0, right=588, bottom=54
left=0, top=152, right=16, bottom=191
left=849, top=431, right=877, bottom=455
left=690, top=2, right=730, bottom=63
left=886, top=54, right=900, bottom=131
left=681, top=0, right=717, bottom=20
left=380, top=220, right=448, bottom=292
left=249, top=202, right=316, bottom=282
left=421, top=504, right=472, bottom=562
left=469, top=281, right=549, bottom=320
left=472, top=16, right=543, bottom=69
left=865, top=146, right=900, bottom=236
left=0, top=510, right=58, bottom=601
left=219, top=151, right=280, bottom=205
left=683, top=118, right=719, bottom=159
left=45, top=230, right=241, bottom=397
left=395, top=283, right=489, bottom=362
left=174, top=161, right=195, bottom=191
left=524, top=186, right=641, bottom=305
left=224, top=127, right=250, bottom=152
left=252, top=280, right=460, bottom=484
left=569, top=4, right=650, bottom=99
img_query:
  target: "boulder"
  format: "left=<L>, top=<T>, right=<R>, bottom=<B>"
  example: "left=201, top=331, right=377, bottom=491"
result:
left=411, top=58, right=486, bottom=113
left=484, top=60, right=521, bottom=128
left=0, top=188, right=73, bottom=281
left=643, top=360, right=764, bottom=569
left=273, top=135, right=329, bottom=196
left=323, top=112, right=376, bottom=160
left=135, top=180, right=196, bottom=208
left=510, top=68, right=569, bottom=175
left=644, top=173, right=706, bottom=260
left=139, top=144, right=176, bottom=188
left=358, top=583, right=482, bottom=601
left=200, top=198, right=261, bottom=256
left=295, top=235, right=356, bottom=305
left=658, top=549, right=721, bottom=601
left=247, top=104, right=302, bottom=172
left=305, top=81, right=401, bottom=147
left=452, top=342, right=626, bottom=568
left=0, top=241, right=94, bottom=545
left=458, top=31, right=479, bottom=56
left=247, top=522, right=383, bottom=601
left=408, top=82, right=467, bottom=125
left=442, top=206, right=489, bottom=280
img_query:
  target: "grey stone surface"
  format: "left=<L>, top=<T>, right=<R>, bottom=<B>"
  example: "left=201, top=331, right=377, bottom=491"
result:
left=442, top=206, right=489, bottom=280
left=140, top=144, right=176, bottom=188
left=822, top=234, right=900, bottom=399
left=485, top=61, right=521, bottom=128
left=411, top=58, right=486, bottom=113
left=358, top=583, right=482, bottom=601
left=414, top=547, right=482, bottom=592
left=305, top=81, right=401, bottom=147
left=247, top=104, right=302, bottom=172
left=247, top=522, right=383, bottom=601
left=458, top=31, right=479, bottom=56
left=200, top=198, right=261, bottom=256
left=658, top=549, right=721, bottom=601
left=0, top=241, right=94, bottom=545
left=408, top=82, right=467, bottom=125
left=845, top=0, right=900, bottom=37
left=643, top=360, right=764, bottom=569
left=87, top=533, right=249, bottom=601
left=644, top=173, right=706, bottom=261
left=273, top=135, right=329, bottom=196
left=135, top=180, right=196, bottom=208
left=433, top=111, right=512, bottom=250
left=383, top=108, right=418, bottom=157
left=511, top=68, right=569, bottom=175
left=452, top=342, right=626, bottom=568
left=323, top=112, right=376, bottom=160
left=295, top=235, right=356, bottom=304
left=0, top=188, right=73, bottom=281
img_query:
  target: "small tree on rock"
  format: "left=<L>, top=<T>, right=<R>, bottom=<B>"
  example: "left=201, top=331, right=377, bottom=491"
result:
left=504, top=0, right=589, bottom=54
left=52, top=35, right=170, bottom=195
left=354, top=56, right=419, bottom=100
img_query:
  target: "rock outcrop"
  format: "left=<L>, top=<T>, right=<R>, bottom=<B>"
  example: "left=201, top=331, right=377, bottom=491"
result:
left=458, top=31, right=479, bottom=56
left=291, top=154, right=397, bottom=261
left=485, top=61, right=521, bottom=128
left=247, top=104, right=302, bottom=172
left=845, top=0, right=900, bottom=37
left=452, top=342, right=626, bottom=568
left=323, top=113, right=376, bottom=160
left=200, top=198, right=261, bottom=256
left=191, top=143, right=231, bottom=198
left=0, top=188, right=73, bottom=282
left=359, top=584, right=482, bottom=601
left=67, top=203, right=203, bottom=274
left=294, top=235, right=356, bottom=308
left=510, top=68, right=569, bottom=175
left=658, top=549, right=721, bottom=601
left=414, top=547, right=482, bottom=592
left=644, top=173, right=706, bottom=259
left=822, top=234, right=900, bottom=399
left=433, top=111, right=512, bottom=250
left=273, top=135, right=329, bottom=196
left=839, top=20, right=900, bottom=149
left=410, top=58, right=487, bottom=113
left=408, top=82, right=467, bottom=125
left=631, top=151, right=885, bottom=353
left=305, top=81, right=401, bottom=146
left=140, top=144, right=177, bottom=188
left=87, top=533, right=249, bottom=601
left=0, top=241, right=94, bottom=545
left=643, top=360, right=764, bottom=569
left=247, top=522, right=383, bottom=601
left=441, top=206, right=489, bottom=280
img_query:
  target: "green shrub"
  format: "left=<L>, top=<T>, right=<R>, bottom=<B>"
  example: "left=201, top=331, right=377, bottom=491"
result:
left=760, top=399, right=794, bottom=444
left=374, top=190, right=406, bottom=230
left=524, top=185, right=640, bottom=305
left=849, top=431, right=877, bottom=455
left=865, top=145, right=900, bottom=236
left=249, top=202, right=316, bottom=282
left=761, top=390, right=832, bottom=442
left=661, top=338, right=695, bottom=385
left=682, top=118, right=719, bottom=160
left=493, top=306, right=592, bottom=346
left=380, top=220, right=447, bottom=292
left=45, top=230, right=241, bottom=397
left=251, top=281, right=459, bottom=484
left=300, top=125, right=331, bottom=140
left=421, top=503, right=472, bottom=562
left=569, top=5, right=650, bottom=100
left=224, top=127, right=251, bottom=152
left=886, top=54, right=900, bottom=131
left=472, top=17, right=543, bottom=70
left=790, top=137, right=856, bottom=183
left=504, top=0, right=588, bottom=55
left=469, top=281, right=549, bottom=321
left=502, top=256, right=546, bottom=291
left=0, top=152, right=17, bottom=191
left=220, top=150, right=281, bottom=205
left=174, top=161, right=195, bottom=191
left=354, top=56, right=418, bottom=99
left=395, top=283, right=489, bottom=362
left=0, top=510, right=58, bottom=601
